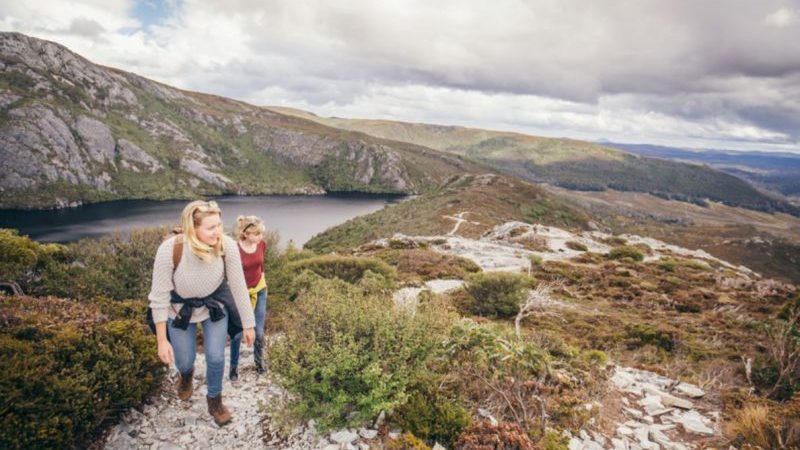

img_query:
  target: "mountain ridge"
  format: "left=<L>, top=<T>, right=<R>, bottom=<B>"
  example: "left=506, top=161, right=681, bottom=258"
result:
left=267, top=106, right=800, bottom=216
left=0, top=32, right=482, bottom=209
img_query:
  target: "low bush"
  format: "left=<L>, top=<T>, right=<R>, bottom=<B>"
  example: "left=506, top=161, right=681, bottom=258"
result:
left=570, top=252, right=602, bottom=264
left=750, top=302, right=800, bottom=400
left=8, top=227, right=167, bottom=301
left=0, top=295, right=164, bottom=450
left=607, top=245, right=644, bottom=262
left=0, top=229, right=69, bottom=292
left=727, top=400, right=800, bottom=449
left=268, top=276, right=449, bottom=430
left=444, top=320, right=553, bottom=428
left=464, top=272, right=536, bottom=319
left=385, top=433, right=432, bottom=450
left=373, top=248, right=481, bottom=283
left=453, top=421, right=538, bottom=450
left=603, top=236, right=627, bottom=246
left=657, top=258, right=678, bottom=272
left=288, top=254, right=396, bottom=289
left=0, top=229, right=47, bottom=282
left=395, top=389, right=472, bottom=448
left=623, top=323, right=677, bottom=352
left=261, top=232, right=315, bottom=305
left=538, top=429, right=569, bottom=450
left=565, top=241, right=587, bottom=252
left=529, top=255, right=544, bottom=267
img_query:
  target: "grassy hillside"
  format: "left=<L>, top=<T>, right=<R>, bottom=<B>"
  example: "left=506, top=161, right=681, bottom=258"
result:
left=305, top=173, right=592, bottom=253
left=270, top=107, right=799, bottom=216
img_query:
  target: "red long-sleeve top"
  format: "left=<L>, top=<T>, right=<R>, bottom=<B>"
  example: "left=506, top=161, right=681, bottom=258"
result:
left=238, top=240, right=266, bottom=288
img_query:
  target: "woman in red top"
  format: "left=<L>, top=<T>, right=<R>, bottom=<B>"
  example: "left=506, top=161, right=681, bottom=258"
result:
left=229, top=215, right=268, bottom=380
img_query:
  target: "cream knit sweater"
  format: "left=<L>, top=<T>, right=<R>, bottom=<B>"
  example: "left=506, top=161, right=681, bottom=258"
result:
left=147, top=235, right=256, bottom=329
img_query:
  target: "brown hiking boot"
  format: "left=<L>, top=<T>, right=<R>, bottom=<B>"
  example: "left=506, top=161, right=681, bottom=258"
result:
left=176, top=369, right=193, bottom=401
left=207, top=394, right=232, bottom=426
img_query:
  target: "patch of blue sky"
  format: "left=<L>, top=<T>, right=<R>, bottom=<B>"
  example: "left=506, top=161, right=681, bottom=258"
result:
left=129, top=0, right=180, bottom=31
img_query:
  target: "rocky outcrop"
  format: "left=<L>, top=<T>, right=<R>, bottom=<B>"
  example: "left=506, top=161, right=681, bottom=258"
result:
left=1, top=32, right=432, bottom=208
left=117, top=139, right=162, bottom=173
left=75, top=115, right=116, bottom=166
left=180, top=158, right=231, bottom=188
left=253, top=128, right=412, bottom=192
left=0, top=32, right=137, bottom=107
left=0, top=104, right=92, bottom=189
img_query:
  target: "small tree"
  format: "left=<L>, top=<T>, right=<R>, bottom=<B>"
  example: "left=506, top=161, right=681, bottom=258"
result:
left=765, top=297, right=800, bottom=399
left=514, top=280, right=563, bottom=338
left=464, top=272, right=535, bottom=319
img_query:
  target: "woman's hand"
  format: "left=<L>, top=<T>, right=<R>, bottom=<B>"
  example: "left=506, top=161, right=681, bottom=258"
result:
left=157, top=339, right=174, bottom=365
left=155, top=321, right=173, bottom=365
left=243, top=327, right=256, bottom=346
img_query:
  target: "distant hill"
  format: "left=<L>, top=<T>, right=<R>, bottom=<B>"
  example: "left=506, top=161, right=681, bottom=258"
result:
left=600, top=142, right=800, bottom=198
left=0, top=32, right=480, bottom=209
left=269, top=107, right=800, bottom=216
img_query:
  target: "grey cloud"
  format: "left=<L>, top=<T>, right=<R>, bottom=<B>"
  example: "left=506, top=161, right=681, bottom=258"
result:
left=67, top=18, right=105, bottom=38
left=7, top=0, right=798, bottom=150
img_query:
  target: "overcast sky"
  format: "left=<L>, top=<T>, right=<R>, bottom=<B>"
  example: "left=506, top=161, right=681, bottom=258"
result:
left=2, top=0, right=800, bottom=153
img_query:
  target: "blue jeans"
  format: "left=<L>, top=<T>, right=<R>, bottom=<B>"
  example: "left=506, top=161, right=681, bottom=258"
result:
left=230, top=288, right=267, bottom=369
left=168, top=315, right=228, bottom=398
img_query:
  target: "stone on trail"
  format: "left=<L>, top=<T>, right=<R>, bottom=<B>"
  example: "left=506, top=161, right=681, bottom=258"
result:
left=676, top=410, right=715, bottom=436
left=330, top=429, right=359, bottom=445
left=675, top=382, right=705, bottom=398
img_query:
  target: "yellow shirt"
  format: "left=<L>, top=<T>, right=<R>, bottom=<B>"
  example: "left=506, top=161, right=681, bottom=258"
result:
left=248, top=273, right=266, bottom=309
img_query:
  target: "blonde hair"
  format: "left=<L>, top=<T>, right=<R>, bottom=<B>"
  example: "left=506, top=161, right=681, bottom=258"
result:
left=236, top=215, right=265, bottom=241
left=180, top=200, right=224, bottom=262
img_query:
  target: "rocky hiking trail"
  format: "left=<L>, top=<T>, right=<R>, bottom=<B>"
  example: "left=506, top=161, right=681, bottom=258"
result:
left=104, top=216, right=750, bottom=449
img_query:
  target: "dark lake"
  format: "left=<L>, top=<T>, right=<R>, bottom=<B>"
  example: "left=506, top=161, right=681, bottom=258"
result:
left=0, top=194, right=404, bottom=247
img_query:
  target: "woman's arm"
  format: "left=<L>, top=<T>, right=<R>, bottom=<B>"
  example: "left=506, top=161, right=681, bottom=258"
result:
left=148, top=237, right=176, bottom=325
left=148, top=238, right=176, bottom=364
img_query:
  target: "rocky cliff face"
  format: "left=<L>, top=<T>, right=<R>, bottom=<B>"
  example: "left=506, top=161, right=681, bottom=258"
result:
left=0, top=32, right=462, bottom=209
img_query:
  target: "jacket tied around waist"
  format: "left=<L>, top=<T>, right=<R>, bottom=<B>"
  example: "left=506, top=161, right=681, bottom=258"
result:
left=169, top=279, right=243, bottom=339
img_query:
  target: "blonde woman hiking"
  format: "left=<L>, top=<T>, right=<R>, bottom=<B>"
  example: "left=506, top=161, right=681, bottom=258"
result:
left=148, top=200, right=256, bottom=426
left=228, top=215, right=268, bottom=382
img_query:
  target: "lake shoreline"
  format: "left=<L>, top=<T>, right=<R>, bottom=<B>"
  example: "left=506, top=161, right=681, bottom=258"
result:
left=0, top=194, right=406, bottom=246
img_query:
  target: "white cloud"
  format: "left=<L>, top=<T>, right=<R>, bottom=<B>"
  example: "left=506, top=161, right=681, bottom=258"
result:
left=1, top=0, right=799, bottom=153
left=763, top=7, right=799, bottom=27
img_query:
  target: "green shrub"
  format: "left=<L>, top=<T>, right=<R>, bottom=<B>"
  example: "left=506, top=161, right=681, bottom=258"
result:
left=20, top=228, right=167, bottom=301
left=0, top=296, right=164, bottom=450
left=395, top=390, right=472, bottom=448
left=268, top=276, right=448, bottom=430
left=386, top=433, right=432, bottom=450
left=464, top=272, right=535, bottom=319
left=539, top=429, right=569, bottom=450
left=570, top=252, right=602, bottom=264
left=657, top=258, right=678, bottom=272
left=289, top=254, right=396, bottom=289
left=604, top=236, right=627, bottom=246
left=444, top=320, right=555, bottom=428
left=0, top=229, right=68, bottom=290
left=623, top=324, right=677, bottom=352
left=681, top=259, right=711, bottom=271
left=445, top=320, right=549, bottom=380
left=0, top=229, right=40, bottom=281
left=580, top=349, right=609, bottom=366
left=261, top=231, right=312, bottom=304
left=373, top=248, right=481, bottom=283
left=565, top=241, right=588, bottom=252
left=607, top=245, right=644, bottom=262
left=529, top=254, right=544, bottom=267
